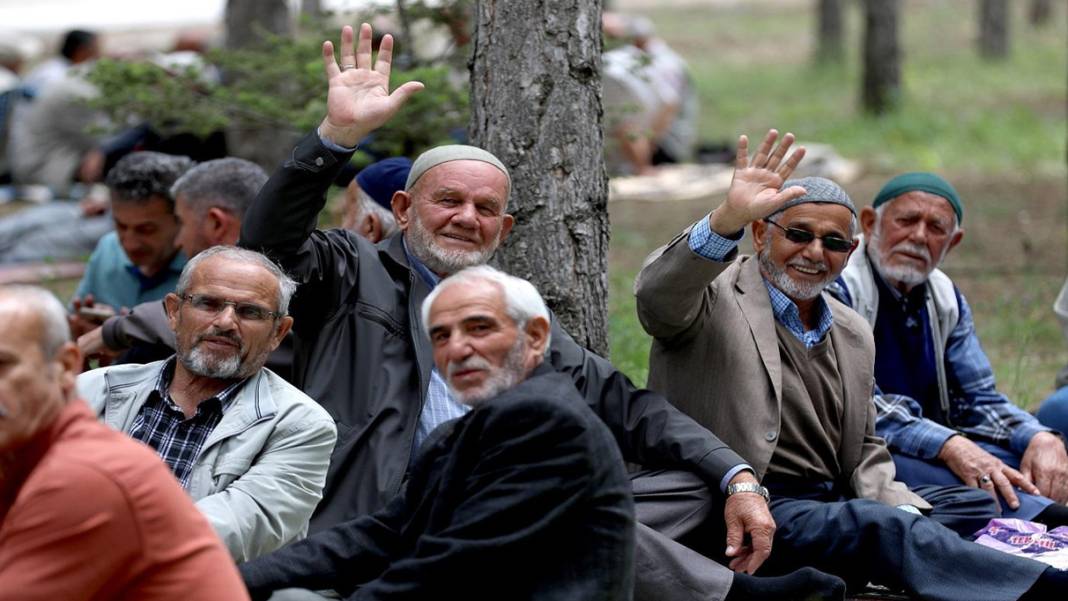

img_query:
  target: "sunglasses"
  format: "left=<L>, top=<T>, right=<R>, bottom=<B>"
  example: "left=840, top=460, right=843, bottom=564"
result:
left=180, top=294, right=282, bottom=322
left=764, top=220, right=853, bottom=253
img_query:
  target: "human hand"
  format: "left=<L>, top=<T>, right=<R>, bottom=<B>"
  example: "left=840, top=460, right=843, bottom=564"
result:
left=77, top=149, right=105, bottom=183
left=77, top=325, right=120, bottom=368
left=319, top=23, right=425, bottom=149
left=69, top=295, right=116, bottom=338
left=1021, top=432, right=1068, bottom=504
left=723, top=472, right=776, bottom=574
left=938, top=434, right=1039, bottom=509
left=708, top=129, right=807, bottom=236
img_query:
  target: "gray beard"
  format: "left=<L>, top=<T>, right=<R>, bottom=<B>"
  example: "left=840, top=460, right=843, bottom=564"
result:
left=757, top=245, right=832, bottom=301
left=405, top=214, right=498, bottom=276
left=867, top=228, right=938, bottom=289
left=446, top=336, right=528, bottom=407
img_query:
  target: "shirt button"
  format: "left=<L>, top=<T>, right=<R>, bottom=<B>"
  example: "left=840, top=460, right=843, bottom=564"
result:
left=314, top=156, right=325, bottom=167
left=765, top=430, right=777, bottom=442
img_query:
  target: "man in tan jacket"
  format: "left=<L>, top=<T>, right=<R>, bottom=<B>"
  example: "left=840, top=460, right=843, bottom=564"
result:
left=635, top=130, right=1066, bottom=600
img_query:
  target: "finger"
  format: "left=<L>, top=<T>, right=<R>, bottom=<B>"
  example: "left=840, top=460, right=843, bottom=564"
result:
left=84, top=294, right=95, bottom=307
left=724, top=514, right=744, bottom=557
left=765, top=132, right=794, bottom=171
left=747, top=528, right=773, bottom=574
left=976, top=473, right=998, bottom=500
left=355, top=23, right=372, bottom=71
left=322, top=40, right=340, bottom=79
left=991, top=471, right=1020, bottom=509
left=777, top=146, right=807, bottom=180
left=389, top=81, right=425, bottom=107
left=374, top=33, right=395, bottom=76
left=734, top=135, right=749, bottom=169
left=728, top=549, right=754, bottom=574
left=1005, top=466, right=1041, bottom=495
left=771, top=185, right=808, bottom=207
left=751, top=129, right=779, bottom=168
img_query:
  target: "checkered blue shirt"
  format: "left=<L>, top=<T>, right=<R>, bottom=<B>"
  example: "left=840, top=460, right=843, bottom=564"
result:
left=405, top=242, right=471, bottom=453
left=128, top=357, right=246, bottom=489
left=689, top=215, right=834, bottom=347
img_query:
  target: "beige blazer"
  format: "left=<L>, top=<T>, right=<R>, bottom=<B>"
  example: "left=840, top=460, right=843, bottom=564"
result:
left=635, top=228, right=927, bottom=508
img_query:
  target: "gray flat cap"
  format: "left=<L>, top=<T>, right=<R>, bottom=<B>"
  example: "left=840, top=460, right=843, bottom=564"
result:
left=778, top=176, right=856, bottom=216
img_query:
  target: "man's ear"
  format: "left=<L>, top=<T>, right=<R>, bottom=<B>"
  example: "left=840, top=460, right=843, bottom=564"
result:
left=207, top=207, right=239, bottom=245
left=269, top=316, right=294, bottom=351
left=750, top=220, right=769, bottom=254
left=392, top=191, right=412, bottom=230
left=948, top=227, right=965, bottom=252
left=361, top=212, right=384, bottom=243
left=498, top=214, right=515, bottom=244
left=54, top=341, right=83, bottom=389
left=524, top=316, right=551, bottom=361
left=860, top=207, right=877, bottom=238
left=164, top=293, right=181, bottom=332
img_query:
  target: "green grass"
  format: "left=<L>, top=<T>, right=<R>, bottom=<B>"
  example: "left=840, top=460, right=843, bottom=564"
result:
left=606, top=0, right=1068, bottom=409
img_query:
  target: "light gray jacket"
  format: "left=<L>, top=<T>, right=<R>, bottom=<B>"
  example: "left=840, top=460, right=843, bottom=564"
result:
left=78, top=360, right=337, bottom=562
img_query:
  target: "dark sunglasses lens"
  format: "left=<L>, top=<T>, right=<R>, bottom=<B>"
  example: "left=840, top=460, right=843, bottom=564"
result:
left=783, top=228, right=815, bottom=245
left=822, top=237, right=852, bottom=252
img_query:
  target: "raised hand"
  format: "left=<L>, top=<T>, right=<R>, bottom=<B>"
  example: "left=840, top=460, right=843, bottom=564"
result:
left=319, top=24, right=425, bottom=149
left=708, top=129, right=807, bottom=236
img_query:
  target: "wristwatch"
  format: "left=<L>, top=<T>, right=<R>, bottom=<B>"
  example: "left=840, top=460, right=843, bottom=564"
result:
left=726, top=482, right=770, bottom=503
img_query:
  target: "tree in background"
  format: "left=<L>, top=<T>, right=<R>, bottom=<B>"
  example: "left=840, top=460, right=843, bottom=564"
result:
left=978, top=0, right=1010, bottom=59
left=814, top=0, right=845, bottom=64
left=1029, top=0, right=1053, bottom=27
left=861, top=0, right=900, bottom=114
left=469, top=0, right=610, bottom=355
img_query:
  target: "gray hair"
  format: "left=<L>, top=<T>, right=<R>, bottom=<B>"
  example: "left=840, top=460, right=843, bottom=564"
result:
left=355, top=188, right=399, bottom=238
left=176, top=246, right=298, bottom=316
left=105, top=151, right=195, bottom=207
left=0, top=285, right=71, bottom=357
left=170, top=158, right=268, bottom=218
left=421, top=265, right=552, bottom=355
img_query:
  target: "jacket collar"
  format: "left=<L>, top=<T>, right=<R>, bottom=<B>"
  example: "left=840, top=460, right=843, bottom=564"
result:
left=99, top=360, right=277, bottom=449
left=734, top=257, right=783, bottom=402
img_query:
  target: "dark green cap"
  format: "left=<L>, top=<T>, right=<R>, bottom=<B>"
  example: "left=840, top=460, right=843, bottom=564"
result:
left=872, top=172, right=963, bottom=223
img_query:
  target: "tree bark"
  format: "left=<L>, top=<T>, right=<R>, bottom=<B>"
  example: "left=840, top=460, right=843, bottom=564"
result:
left=815, top=0, right=845, bottom=64
left=1029, top=0, right=1053, bottom=26
left=861, top=0, right=900, bottom=114
left=978, top=0, right=1010, bottom=59
left=469, top=0, right=610, bottom=356
left=224, top=0, right=298, bottom=170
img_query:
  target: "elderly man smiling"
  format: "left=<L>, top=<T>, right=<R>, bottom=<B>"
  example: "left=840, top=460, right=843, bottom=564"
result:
left=77, top=246, right=336, bottom=562
left=828, top=172, right=1068, bottom=526
left=239, top=266, right=635, bottom=601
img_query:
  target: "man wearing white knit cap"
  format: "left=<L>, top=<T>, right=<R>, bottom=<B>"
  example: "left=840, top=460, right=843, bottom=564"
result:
left=241, top=24, right=848, bottom=601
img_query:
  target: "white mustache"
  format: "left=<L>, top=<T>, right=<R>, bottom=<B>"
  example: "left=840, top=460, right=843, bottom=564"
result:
left=891, top=241, right=932, bottom=262
left=447, top=356, right=491, bottom=379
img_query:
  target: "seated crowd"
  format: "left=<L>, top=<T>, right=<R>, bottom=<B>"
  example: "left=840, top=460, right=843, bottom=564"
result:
left=2, top=22, right=1067, bottom=601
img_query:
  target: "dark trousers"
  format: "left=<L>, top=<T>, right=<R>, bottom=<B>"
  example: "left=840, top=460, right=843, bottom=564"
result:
left=762, top=487, right=1046, bottom=601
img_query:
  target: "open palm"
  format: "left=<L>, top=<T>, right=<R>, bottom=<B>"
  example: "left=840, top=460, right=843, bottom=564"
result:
left=712, top=130, right=807, bottom=234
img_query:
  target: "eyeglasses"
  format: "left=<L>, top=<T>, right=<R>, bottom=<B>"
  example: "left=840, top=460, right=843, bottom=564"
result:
left=764, top=220, right=853, bottom=253
left=180, top=294, right=281, bottom=322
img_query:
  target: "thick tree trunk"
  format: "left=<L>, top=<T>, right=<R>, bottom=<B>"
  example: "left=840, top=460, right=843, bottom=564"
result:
left=978, top=0, right=1010, bottom=59
left=815, top=0, right=845, bottom=64
left=1029, top=0, right=1053, bottom=26
left=224, top=0, right=298, bottom=169
left=469, top=0, right=610, bottom=356
left=861, top=0, right=900, bottom=114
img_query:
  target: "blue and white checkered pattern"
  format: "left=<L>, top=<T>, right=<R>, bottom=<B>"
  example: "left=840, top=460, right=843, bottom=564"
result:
left=873, top=292, right=1051, bottom=459
left=128, top=358, right=246, bottom=489
left=413, top=368, right=470, bottom=451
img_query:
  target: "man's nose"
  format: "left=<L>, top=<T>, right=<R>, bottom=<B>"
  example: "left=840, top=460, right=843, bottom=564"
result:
left=450, top=202, right=478, bottom=228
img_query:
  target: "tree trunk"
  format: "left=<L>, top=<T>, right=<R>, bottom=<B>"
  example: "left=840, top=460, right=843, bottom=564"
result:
left=815, top=0, right=845, bottom=64
left=224, top=0, right=298, bottom=170
left=861, top=0, right=900, bottom=114
left=469, top=0, right=610, bottom=356
left=978, top=0, right=1010, bottom=59
left=1029, top=0, right=1053, bottom=26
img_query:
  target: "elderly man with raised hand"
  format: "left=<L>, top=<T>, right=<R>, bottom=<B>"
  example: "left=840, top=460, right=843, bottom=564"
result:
left=77, top=246, right=337, bottom=562
left=240, top=23, right=850, bottom=601
left=0, top=285, right=249, bottom=601
left=239, top=265, right=635, bottom=601
left=828, top=173, right=1068, bottom=526
left=635, top=131, right=1067, bottom=600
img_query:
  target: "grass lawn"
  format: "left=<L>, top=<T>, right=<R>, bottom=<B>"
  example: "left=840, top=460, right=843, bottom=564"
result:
left=607, top=0, right=1068, bottom=410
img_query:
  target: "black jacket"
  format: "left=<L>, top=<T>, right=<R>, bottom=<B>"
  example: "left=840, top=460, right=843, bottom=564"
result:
left=239, top=366, right=635, bottom=601
left=240, top=131, right=746, bottom=531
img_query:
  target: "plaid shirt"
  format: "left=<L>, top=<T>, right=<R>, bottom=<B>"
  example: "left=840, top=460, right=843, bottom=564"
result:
left=128, top=357, right=246, bottom=489
left=869, top=290, right=1050, bottom=459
